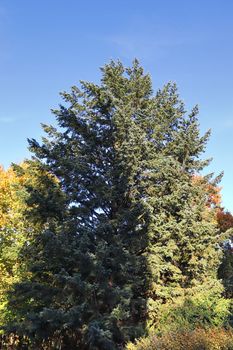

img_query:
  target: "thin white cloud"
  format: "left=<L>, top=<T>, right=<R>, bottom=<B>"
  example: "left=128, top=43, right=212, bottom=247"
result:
left=103, top=13, right=210, bottom=61
left=0, top=117, right=15, bottom=124
left=221, top=119, right=233, bottom=129
left=105, top=34, right=184, bottom=60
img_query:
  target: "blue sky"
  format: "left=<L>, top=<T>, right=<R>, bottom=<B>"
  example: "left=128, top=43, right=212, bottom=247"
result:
left=0, top=0, right=233, bottom=211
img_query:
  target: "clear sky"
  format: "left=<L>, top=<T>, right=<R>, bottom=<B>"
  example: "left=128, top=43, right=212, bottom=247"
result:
left=0, top=0, right=232, bottom=211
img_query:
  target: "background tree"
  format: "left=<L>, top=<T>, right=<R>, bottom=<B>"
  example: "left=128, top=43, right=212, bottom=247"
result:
left=0, top=162, right=65, bottom=333
left=0, top=164, right=28, bottom=324
left=217, top=209, right=233, bottom=299
left=217, top=209, right=233, bottom=233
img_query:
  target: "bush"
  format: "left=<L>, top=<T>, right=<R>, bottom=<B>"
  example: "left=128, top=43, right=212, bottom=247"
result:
left=153, top=286, right=231, bottom=334
left=126, top=327, right=233, bottom=350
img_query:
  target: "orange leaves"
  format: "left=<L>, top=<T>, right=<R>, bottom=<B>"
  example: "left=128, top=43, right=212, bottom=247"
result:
left=191, top=175, right=233, bottom=233
left=216, top=209, right=233, bottom=232
left=192, top=175, right=222, bottom=209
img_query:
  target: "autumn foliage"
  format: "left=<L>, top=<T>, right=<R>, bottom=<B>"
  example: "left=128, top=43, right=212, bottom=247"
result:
left=126, top=328, right=233, bottom=350
left=217, top=210, right=233, bottom=233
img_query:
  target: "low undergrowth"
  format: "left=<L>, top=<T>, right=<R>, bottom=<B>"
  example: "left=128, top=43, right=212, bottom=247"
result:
left=126, top=327, right=233, bottom=350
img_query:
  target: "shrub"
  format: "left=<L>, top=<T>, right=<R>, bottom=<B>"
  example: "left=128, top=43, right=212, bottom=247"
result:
left=126, top=327, right=233, bottom=350
left=153, top=286, right=231, bottom=334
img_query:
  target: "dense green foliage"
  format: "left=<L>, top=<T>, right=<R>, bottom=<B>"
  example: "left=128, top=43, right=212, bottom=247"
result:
left=0, top=60, right=232, bottom=349
left=218, top=210, right=233, bottom=298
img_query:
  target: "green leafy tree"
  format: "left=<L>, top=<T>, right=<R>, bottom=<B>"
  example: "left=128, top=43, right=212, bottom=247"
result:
left=217, top=209, right=233, bottom=299
left=5, top=60, right=225, bottom=349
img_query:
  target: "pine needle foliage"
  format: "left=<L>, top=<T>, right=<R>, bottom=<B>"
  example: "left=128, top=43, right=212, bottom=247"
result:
left=5, top=60, right=224, bottom=349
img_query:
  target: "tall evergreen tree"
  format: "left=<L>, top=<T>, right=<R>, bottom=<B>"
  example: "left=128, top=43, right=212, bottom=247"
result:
left=6, top=60, right=224, bottom=349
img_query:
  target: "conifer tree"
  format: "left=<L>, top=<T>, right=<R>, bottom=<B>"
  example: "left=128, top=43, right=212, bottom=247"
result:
left=6, top=60, right=225, bottom=349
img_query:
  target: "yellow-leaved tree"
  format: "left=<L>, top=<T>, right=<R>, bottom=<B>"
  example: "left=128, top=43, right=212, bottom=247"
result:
left=0, top=161, right=65, bottom=328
